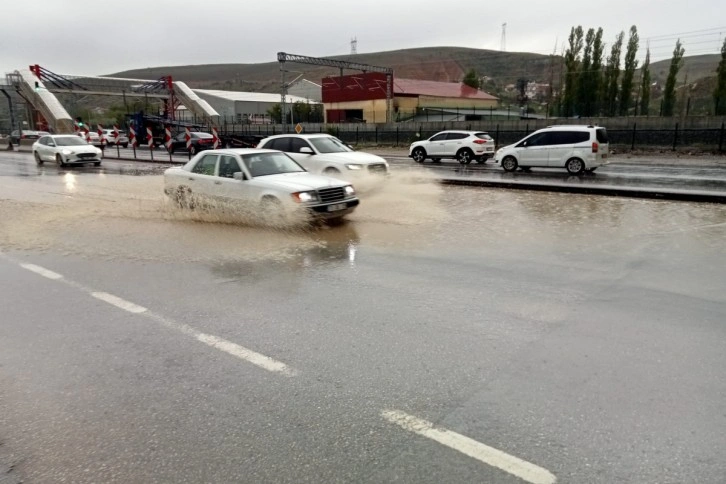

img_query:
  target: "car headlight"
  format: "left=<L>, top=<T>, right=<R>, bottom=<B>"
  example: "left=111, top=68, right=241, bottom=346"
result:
left=344, top=185, right=356, bottom=197
left=345, top=164, right=363, bottom=170
left=291, top=191, right=319, bottom=203
left=62, top=149, right=72, bottom=155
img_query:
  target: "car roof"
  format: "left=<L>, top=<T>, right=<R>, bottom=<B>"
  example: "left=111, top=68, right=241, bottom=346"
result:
left=263, top=133, right=333, bottom=140
left=203, top=148, right=280, bottom=155
left=49, top=134, right=82, bottom=138
left=436, top=130, right=488, bottom=134
left=543, top=125, right=601, bottom=130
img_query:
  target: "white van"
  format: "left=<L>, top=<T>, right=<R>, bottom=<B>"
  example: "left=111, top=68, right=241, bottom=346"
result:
left=493, top=125, right=609, bottom=175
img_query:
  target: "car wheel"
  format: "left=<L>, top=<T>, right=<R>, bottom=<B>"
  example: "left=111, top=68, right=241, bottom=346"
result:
left=477, top=156, right=489, bottom=164
left=501, top=155, right=518, bottom=172
left=94, top=162, right=101, bottom=167
left=586, top=167, right=598, bottom=173
left=34, top=151, right=43, bottom=165
left=56, top=154, right=66, bottom=167
left=457, top=149, right=474, bottom=165
left=566, top=157, right=585, bottom=175
left=174, top=186, right=194, bottom=209
left=122, top=143, right=128, bottom=148
left=324, top=167, right=341, bottom=176
left=432, top=158, right=441, bottom=163
left=411, top=147, right=426, bottom=163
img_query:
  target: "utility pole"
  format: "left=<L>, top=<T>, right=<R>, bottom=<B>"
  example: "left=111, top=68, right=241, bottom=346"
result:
left=501, top=23, right=507, bottom=52
left=350, top=37, right=357, bottom=55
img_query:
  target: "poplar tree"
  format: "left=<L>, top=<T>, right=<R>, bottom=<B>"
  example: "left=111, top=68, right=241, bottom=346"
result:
left=590, top=28, right=605, bottom=116
left=663, top=39, right=685, bottom=117
left=714, top=37, right=726, bottom=115
left=639, top=48, right=651, bottom=116
left=576, top=28, right=595, bottom=116
left=619, top=26, right=639, bottom=115
left=563, top=26, right=584, bottom=117
left=603, top=31, right=624, bottom=116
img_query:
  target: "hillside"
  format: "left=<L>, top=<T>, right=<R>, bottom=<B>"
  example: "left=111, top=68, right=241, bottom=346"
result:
left=647, top=53, right=720, bottom=85
left=109, top=47, right=556, bottom=96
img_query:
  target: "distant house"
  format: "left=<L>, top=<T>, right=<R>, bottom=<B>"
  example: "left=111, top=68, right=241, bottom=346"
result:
left=287, top=79, right=322, bottom=103
left=193, top=89, right=318, bottom=123
left=322, top=73, right=498, bottom=123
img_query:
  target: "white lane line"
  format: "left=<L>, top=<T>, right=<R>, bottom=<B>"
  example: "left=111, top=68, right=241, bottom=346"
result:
left=91, top=291, right=148, bottom=314
left=3, top=253, right=298, bottom=377
left=20, top=263, right=63, bottom=280
left=382, top=410, right=556, bottom=484
left=196, top=332, right=297, bottom=377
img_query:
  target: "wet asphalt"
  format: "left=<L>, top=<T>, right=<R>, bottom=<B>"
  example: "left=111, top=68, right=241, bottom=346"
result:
left=1, top=151, right=725, bottom=483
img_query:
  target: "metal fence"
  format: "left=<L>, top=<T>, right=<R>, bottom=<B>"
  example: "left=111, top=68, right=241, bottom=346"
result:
left=217, top=121, right=726, bottom=152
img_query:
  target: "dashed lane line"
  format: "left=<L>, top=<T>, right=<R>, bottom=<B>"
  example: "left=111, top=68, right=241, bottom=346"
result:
left=6, top=255, right=297, bottom=377
left=382, top=410, right=557, bottom=484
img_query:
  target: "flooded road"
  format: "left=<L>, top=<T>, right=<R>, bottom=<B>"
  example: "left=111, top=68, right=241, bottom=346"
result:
left=2, top=156, right=726, bottom=483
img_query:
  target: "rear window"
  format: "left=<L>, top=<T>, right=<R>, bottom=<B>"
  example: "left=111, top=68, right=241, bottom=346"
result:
left=596, top=128, right=608, bottom=144
left=474, top=132, right=493, bottom=140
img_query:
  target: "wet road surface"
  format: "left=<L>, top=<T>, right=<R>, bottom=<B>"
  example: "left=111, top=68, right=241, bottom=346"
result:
left=1, top=152, right=726, bottom=483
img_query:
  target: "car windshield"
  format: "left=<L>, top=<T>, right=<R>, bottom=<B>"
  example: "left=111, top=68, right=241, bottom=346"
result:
left=242, top=152, right=305, bottom=177
left=475, top=132, right=493, bottom=140
left=193, top=133, right=213, bottom=139
left=309, top=137, right=353, bottom=153
left=596, top=128, right=608, bottom=143
left=55, top=136, right=88, bottom=146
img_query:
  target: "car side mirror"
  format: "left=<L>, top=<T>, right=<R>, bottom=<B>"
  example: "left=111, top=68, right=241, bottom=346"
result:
left=233, top=172, right=245, bottom=181
left=299, top=147, right=313, bottom=154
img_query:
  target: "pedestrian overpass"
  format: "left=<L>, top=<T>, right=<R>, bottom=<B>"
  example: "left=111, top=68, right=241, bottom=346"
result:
left=3, top=65, right=220, bottom=134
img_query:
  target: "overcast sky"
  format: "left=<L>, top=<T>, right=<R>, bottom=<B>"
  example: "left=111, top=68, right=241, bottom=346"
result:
left=2, top=0, right=724, bottom=79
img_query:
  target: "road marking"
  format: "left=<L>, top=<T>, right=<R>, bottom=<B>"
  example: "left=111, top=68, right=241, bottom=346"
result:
left=196, top=332, right=297, bottom=376
left=20, top=263, right=63, bottom=280
left=2, top=253, right=298, bottom=377
left=382, top=410, right=556, bottom=484
left=92, top=291, right=148, bottom=314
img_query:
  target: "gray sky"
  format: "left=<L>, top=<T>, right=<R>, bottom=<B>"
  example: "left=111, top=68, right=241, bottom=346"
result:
left=2, top=0, right=724, bottom=79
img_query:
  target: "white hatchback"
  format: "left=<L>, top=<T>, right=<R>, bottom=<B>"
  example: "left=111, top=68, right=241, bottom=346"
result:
left=32, top=134, right=103, bottom=167
left=163, top=148, right=359, bottom=222
left=257, top=134, right=389, bottom=179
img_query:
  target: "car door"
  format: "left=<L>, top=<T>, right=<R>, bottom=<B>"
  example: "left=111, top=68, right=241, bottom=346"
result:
left=35, top=136, right=49, bottom=160
left=187, top=153, right=220, bottom=198
left=288, top=137, right=320, bottom=173
left=215, top=154, right=256, bottom=205
left=441, top=132, right=468, bottom=156
left=516, top=132, right=551, bottom=167
left=425, top=132, right=448, bottom=156
left=546, top=131, right=581, bottom=167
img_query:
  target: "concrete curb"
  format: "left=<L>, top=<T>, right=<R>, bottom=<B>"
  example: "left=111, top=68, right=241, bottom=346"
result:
left=440, top=178, right=726, bottom=204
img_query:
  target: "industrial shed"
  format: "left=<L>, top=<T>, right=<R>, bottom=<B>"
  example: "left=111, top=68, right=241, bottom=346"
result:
left=193, top=89, right=318, bottom=124
left=322, top=73, right=498, bottom=124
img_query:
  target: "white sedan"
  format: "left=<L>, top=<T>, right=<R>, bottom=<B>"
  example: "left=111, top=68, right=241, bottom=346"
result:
left=32, top=134, right=103, bottom=167
left=256, top=134, right=389, bottom=179
left=163, top=148, right=360, bottom=222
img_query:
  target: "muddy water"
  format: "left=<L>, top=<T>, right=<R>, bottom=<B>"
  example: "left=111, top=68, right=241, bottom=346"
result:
left=0, top=171, right=446, bottom=263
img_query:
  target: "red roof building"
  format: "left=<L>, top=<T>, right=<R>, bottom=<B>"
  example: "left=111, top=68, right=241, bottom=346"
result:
left=322, top=73, right=498, bottom=123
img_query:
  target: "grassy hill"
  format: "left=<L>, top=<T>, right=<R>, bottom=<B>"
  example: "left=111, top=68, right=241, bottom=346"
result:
left=109, top=47, right=556, bottom=96
left=647, top=54, right=720, bottom=85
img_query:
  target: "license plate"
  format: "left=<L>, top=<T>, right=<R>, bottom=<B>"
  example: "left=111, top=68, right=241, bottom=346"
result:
left=327, top=202, right=347, bottom=212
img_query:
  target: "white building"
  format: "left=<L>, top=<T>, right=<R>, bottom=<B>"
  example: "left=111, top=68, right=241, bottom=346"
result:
left=193, top=89, right=318, bottom=124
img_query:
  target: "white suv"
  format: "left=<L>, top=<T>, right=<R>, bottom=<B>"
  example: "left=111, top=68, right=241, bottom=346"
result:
left=493, top=125, right=609, bottom=175
left=409, top=130, right=496, bottom=164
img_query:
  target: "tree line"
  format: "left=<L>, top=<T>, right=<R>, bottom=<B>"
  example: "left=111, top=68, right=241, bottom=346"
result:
left=561, top=25, right=726, bottom=118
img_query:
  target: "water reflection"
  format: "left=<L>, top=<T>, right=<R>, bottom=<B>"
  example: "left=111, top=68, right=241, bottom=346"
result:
left=63, top=173, right=77, bottom=193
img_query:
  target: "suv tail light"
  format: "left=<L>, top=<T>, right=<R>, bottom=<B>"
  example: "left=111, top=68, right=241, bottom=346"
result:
left=473, top=139, right=486, bottom=144
left=592, top=142, right=599, bottom=153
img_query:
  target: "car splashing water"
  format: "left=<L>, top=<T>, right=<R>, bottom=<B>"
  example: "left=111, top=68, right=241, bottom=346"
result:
left=0, top=170, right=446, bottom=264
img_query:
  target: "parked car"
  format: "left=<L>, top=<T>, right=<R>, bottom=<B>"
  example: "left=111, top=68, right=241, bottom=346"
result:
left=76, top=131, right=103, bottom=148
left=10, top=130, right=49, bottom=145
left=168, top=131, right=215, bottom=155
left=163, top=148, right=359, bottom=222
left=409, top=130, right=496, bottom=164
left=256, top=134, right=389, bottom=179
left=493, top=125, right=609, bottom=175
left=101, top=129, right=129, bottom=148
left=32, top=134, right=103, bottom=167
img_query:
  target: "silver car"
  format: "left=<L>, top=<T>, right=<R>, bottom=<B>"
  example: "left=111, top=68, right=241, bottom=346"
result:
left=32, top=134, right=103, bottom=167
